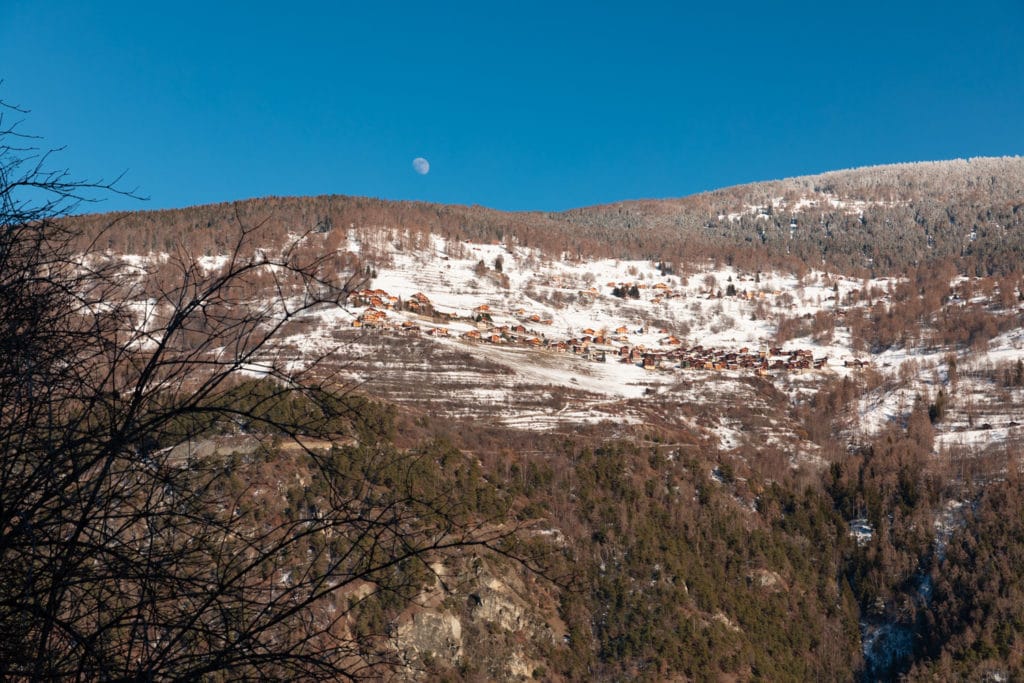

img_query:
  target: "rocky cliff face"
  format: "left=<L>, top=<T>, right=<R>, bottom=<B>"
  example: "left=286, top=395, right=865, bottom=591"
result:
left=393, top=557, right=561, bottom=681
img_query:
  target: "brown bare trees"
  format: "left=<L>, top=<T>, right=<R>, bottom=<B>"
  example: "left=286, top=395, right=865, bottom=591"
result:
left=0, top=101, right=531, bottom=680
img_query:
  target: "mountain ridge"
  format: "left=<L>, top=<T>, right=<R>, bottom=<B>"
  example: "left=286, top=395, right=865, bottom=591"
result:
left=69, top=156, right=1024, bottom=278
left=71, top=155, right=1024, bottom=218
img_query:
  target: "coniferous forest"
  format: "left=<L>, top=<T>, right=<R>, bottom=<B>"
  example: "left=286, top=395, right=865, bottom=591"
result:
left=5, top=96, right=1024, bottom=680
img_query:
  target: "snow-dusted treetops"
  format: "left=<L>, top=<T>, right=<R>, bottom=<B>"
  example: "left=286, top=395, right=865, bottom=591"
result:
left=71, top=156, right=1024, bottom=279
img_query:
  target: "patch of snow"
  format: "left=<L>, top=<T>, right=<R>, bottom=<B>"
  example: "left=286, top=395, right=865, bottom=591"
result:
left=849, top=518, right=873, bottom=546
left=197, top=254, right=231, bottom=273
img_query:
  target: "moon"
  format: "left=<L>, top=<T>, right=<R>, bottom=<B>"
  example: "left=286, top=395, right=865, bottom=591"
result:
left=412, top=157, right=430, bottom=175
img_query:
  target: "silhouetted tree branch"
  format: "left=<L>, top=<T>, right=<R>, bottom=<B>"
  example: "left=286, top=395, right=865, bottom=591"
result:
left=0, top=99, right=543, bottom=680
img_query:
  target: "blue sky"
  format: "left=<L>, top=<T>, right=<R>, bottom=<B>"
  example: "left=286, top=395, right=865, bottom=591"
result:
left=2, top=1, right=1022, bottom=213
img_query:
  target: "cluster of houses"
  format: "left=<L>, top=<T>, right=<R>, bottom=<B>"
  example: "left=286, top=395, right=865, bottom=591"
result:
left=345, top=288, right=849, bottom=376
left=627, top=345, right=828, bottom=375
left=606, top=279, right=786, bottom=305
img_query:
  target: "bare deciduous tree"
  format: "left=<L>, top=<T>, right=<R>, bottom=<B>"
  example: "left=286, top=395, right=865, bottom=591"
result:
left=0, top=100, right=534, bottom=680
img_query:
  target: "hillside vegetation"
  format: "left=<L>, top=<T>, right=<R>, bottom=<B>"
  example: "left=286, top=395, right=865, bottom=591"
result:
left=23, top=157, right=1024, bottom=680
left=71, top=156, right=1024, bottom=278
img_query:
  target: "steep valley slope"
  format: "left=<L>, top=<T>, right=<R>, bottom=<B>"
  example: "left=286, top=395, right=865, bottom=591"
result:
left=64, top=157, right=1024, bottom=680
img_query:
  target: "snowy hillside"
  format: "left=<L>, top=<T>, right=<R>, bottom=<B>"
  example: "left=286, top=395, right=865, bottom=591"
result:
left=134, top=227, right=1020, bottom=464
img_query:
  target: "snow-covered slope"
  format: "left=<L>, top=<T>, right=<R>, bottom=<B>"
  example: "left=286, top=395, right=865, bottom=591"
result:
left=117, top=229, right=1024, bottom=462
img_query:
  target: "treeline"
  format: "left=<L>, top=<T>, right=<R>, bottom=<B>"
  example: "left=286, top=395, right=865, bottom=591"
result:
left=841, top=263, right=1024, bottom=353
left=559, top=156, right=1024, bottom=277
left=66, top=157, right=1024, bottom=281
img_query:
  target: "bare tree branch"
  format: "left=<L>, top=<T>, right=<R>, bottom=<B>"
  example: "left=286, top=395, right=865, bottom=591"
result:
left=0, top=98, right=551, bottom=680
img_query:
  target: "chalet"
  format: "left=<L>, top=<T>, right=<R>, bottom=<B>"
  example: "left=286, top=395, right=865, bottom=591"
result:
left=427, top=327, right=449, bottom=337
left=642, top=354, right=659, bottom=369
left=615, top=325, right=629, bottom=335
left=488, top=334, right=502, bottom=344
left=526, top=337, right=542, bottom=346
left=582, top=328, right=596, bottom=336
left=462, top=330, right=481, bottom=340
left=529, top=314, right=542, bottom=323
left=407, top=292, right=431, bottom=313
left=512, top=324, right=527, bottom=334
left=359, top=308, right=387, bottom=325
